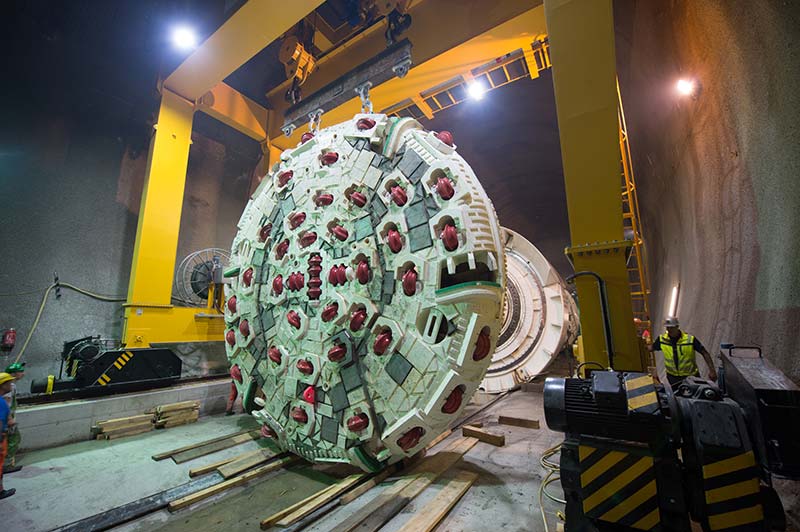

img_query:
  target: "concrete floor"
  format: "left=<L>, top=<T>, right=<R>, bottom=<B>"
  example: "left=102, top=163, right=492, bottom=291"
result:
left=1, top=390, right=564, bottom=532
left=3, top=389, right=797, bottom=532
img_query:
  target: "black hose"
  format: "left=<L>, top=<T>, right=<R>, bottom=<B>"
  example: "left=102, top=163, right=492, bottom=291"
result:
left=566, top=271, right=615, bottom=369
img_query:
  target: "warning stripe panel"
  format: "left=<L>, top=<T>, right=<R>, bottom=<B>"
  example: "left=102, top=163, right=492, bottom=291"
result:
left=579, top=449, right=659, bottom=529
left=703, top=452, right=756, bottom=479
left=705, top=479, right=759, bottom=505
left=581, top=451, right=627, bottom=486
left=707, top=505, right=763, bottom=530
left=583, top=456, right=652, bottom=513
left=599, top=479, right=657, bottom=522
left=625, top=374, right=653, bottom=392
left=628, top=391, right=658, bottom=410
left=579, top=445, right=597, bottom=461
left=631, top=508, right=660, bottom=530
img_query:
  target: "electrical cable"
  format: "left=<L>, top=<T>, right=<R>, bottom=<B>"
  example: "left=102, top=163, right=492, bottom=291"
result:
left=538, top=443, right=566, bottom=532
left=575, top=361, right=605, bottom=377
left=13, top=282, right=127, bottom=363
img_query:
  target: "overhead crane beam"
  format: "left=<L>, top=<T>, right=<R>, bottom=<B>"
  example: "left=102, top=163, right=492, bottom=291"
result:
left=266, top=0, right=545, bottom=149
left=164, top=0, right=324, bottom=102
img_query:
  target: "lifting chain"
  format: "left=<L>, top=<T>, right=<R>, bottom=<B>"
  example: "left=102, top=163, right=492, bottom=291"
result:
left=355, top=81, right=373, bottom=114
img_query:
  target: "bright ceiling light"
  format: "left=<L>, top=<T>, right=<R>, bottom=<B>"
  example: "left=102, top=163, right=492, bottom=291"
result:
left=467, top=80, right=487, bottom=101
left=676, top=78, right=695, bottom=97
left=171, top=26, right=198, bottom=51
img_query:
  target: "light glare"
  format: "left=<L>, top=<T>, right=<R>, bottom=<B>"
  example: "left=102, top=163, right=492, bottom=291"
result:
left=668, top=284, right=680, bottom=317
left=172, top=26, right=197, bottom=51
left=676, top=78, right=695, bottom=96
left=467, top=81, right=486, bottom=101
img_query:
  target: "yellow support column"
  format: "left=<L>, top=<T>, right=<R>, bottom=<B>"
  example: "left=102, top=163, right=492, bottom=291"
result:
left=123, top=88, right=196, bottom=346
left=544, top=0, right=644, bottom=371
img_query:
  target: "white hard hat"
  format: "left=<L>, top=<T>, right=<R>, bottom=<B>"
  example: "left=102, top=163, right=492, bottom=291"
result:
left=664, top=317, right=680, bottom=328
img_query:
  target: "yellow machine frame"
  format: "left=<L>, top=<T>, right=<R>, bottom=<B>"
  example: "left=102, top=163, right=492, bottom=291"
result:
left=124, top=0, right=646, bottom=374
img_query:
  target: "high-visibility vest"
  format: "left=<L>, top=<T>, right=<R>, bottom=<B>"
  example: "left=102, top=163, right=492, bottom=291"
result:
left=660, top=332, right=698, bottom=376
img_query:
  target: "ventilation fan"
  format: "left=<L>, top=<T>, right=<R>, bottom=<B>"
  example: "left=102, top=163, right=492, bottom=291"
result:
left=174, top=248, right=231, bottom=307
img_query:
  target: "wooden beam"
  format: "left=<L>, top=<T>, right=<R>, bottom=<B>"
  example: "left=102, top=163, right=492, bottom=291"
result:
left=498, top=415, right=540, bottom=430
left=336, top=437, right=478, bottom=532
left=339, top=465, right=397, bottom=506
left=188, top=455, right=239, bottom=478
left=260, top=484, right=340, bottom=529
left=168, top=455, right=299, bottom=511
left=270, top=473, right=366, bottom=528
left=462, top=425, right=505, bottom=447
left=424, top=429, right=452, bottom=450
left=151, top=429, right=255, bottom=461
left=171, top=431, right=260, bottom=464
left=217, top=449, right=277, bottom=479
left=395, top=469, right=478, bottom=532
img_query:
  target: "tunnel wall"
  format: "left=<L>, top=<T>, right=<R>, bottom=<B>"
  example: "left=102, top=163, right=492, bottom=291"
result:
left=0, top=115, right=253, bottom=392
left=615, top=0, right=800, bottom=382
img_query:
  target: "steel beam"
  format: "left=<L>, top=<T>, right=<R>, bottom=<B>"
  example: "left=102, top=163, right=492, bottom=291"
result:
left=197, top=82, right=268, bottom=141
left=267, top=0, right=544, bottom=148
left=544, top=0, right=644, bottom=371
left=164, top=0, right=324, bottom=102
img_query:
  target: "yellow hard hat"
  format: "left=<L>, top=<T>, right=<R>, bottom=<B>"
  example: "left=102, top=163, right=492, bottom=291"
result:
left=0, top=372, right=14, bottom=385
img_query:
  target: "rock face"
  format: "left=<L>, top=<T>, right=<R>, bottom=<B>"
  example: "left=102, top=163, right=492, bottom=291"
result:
left=224, top=114, right=505, bottom=471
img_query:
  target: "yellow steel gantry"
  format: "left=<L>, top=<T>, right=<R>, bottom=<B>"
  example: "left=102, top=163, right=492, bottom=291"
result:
left=125, top=0, right=647, bottom=374
left=122, top=0, right=550, bottom=347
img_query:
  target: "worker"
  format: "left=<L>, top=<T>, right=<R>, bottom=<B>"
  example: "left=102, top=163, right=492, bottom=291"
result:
left=3, top=362, right=24, bottom=473
left=0, top=372, right=16, bottom=499
left=649, top=317, right=717, bottom=389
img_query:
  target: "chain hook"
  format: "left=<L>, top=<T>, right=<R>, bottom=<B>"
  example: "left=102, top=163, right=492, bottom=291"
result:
left=307, top=108, right=323, bottom=133
left=355, top=82, right=373, bottom=114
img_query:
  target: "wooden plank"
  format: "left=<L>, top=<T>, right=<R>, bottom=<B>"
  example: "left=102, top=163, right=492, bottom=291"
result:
left=151, top=429, right=255, bottom=460
left=337, top=437, right=478, bottom=532
left=168, top=455, right=299, bottom=511
left=425, top=429, right=452, bottom=450
left=104, top=426, right=154, bottom=440
left=339, top=465, right=397, bottom=505
left=171, top=431, right=259, bottom=463
left=498, top=415, right=540, bottom=430
left=273, top=473, right=366, bottom=527
left=96, top=420, right=154, bottom=434
left=156, top=400, right=200, bottom=414
left=188, top=455, right=239, bottom=478
left=162, top=418, right=199, bottom=429
left=260, top=484, right=340, bottom=529
left=217, top=449, right=275, bottom=479
left=157, top=411, right=199, bottom=424
left=394, top=469, right=478, bottom=532
left=159, top=407, right=199, bottom=417
left=96, top=414, right=154, bottom=429
left=462, top=425, right=505, bottom=447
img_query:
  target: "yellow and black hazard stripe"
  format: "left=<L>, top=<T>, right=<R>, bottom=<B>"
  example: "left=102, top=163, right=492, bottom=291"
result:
left=95, top=351, right=136, bottom=386
left=702, top=451, right=764, bottom=530
left=624, top=373, right=659, bottom=414
left=578, top=445, right=660, bottom=530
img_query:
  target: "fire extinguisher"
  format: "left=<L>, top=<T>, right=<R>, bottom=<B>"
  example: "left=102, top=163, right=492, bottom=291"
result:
left=1, top=328, right=16, bottom=352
